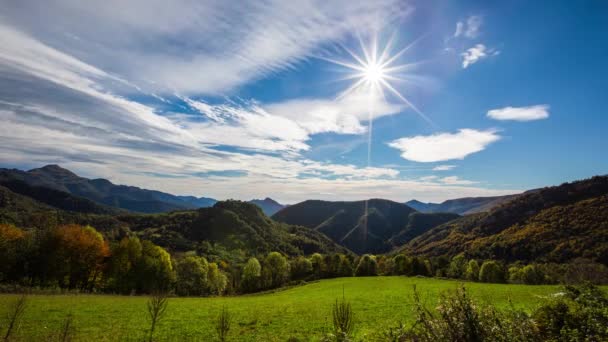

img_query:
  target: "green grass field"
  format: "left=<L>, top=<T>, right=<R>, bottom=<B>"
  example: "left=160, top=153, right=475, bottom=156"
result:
left=0, top=276, right=568, bottom=341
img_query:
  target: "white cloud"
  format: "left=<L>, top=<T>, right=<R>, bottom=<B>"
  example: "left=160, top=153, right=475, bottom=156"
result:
left=432, top=165, right=456, bottom=171
left=487, top=105, right=550, bottom=121
left=264, top=89, right=404, bottom=135
left=0, top=0, right=409, bottom=95
left=388, top=129, right=501, bottom=162
left=461, top=44, right=499, bottom=68
left=454, top=16, right=482, bottom=39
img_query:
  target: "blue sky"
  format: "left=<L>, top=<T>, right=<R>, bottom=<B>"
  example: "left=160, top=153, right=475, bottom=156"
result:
left=0, top=0, right=606, bottom=203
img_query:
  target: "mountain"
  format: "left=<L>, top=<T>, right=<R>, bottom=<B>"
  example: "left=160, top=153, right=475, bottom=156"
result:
left=0, top=183, right=347, bottom=261
left=272, top=199, right=458, bottom=254
left=0, top=165, right=217, bottom=213
left=405, top=194, right=521, bottom=215
left=0, top=178, right=122, bottom=215
left=249, top=197, right=285, bottom=216
left=176, top=196, right=217, bottom=208
left=403, top=176, right=608, bottom=264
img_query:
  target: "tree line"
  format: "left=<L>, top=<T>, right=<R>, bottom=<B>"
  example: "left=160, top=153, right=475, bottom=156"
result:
left=1, top=223, right=607, bottom=296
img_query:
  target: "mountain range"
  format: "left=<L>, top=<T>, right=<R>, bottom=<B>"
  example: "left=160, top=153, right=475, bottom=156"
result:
left=272, top=199, right=459, bottom=254
left=0, top=165, right=283, bottom=214
left=405, top=194, right=521, bottom=215
left=1, top=164, right=606, bottom=265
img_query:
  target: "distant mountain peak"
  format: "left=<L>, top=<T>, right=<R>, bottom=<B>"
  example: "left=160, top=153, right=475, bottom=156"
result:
left=29, top=164, right=80, bottom=178
left=249, top=197, right=284, bottom=216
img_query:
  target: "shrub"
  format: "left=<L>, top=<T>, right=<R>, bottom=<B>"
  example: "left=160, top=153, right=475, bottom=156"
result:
left=408, top=285, right=541, bottom=342
left=146, top=292, right=168, bottom=342
left=533, top=284, right=608, bottom=340
left=331, top=296, right=354, bottom=341
left=215, top=306, right=231, bottom=342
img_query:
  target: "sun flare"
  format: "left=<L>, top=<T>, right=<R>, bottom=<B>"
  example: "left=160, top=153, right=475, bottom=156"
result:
left=322, top=33, right=433, bottom=126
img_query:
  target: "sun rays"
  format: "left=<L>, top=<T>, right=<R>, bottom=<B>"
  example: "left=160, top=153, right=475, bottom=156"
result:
left=323, top=33, right=434, bottom=127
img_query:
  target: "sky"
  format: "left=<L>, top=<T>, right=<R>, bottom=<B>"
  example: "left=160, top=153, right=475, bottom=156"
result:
left=0, top=0, right=607, bottom=204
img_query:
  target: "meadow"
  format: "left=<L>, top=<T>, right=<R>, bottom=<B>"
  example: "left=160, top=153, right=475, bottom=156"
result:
left=0, top=276, right=571, bottom=341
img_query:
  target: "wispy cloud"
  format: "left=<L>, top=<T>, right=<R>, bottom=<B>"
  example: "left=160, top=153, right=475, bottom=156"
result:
left=0, top=0, right=408, bottom=95
left=454, top=16, right=483, bottom=39
left=461, top=44, right=499, bottom=68
left=439, top=176, right=477, bottom=185
left=487, top=105, right=550, bottom=121
left=432, top=165, right=456, bottom=171
left=388, top=129, right=501, bottom=162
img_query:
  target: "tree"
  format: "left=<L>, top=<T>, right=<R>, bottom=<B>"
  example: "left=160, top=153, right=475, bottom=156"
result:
left=392, top=254, right=411, bottom=276
left=464, top=260, right=480, bottom=281
left=508, top=266, right=524, bottom=284
left=310, top=253, right=325, bottom=279
left=446, top=255, right=467, bottom=279
left=264, top=252, right=290, bottom=288
left=137, top=241, right=175, bottom=293
left=355, top=254, right=378, bottom=276
left=338, top=255, right=354, bottom=277
left=479, top=261, right=505, bottom=283
left=521, top=264, right=544, bottom=285
left=176, top=255, right=208, bottom=296
left=290, top=256, right=312, bottom=281
left=109, top=236, right=143, bottom=293
left=208, top=262, right=228, bottom=295
left=411, top=257, right=430, bottom=276
left=241, top=257, right=262, bottom=293
left=50, top=225, right=109, bottom=289
left=0, top=224, right=30, bottom=282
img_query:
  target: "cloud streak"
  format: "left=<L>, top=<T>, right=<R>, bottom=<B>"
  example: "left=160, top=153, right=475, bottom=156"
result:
left=487, top=105, right=550, bottom=121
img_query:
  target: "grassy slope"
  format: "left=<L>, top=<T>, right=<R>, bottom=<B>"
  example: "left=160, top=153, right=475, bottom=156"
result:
left=0, top=276, right=574, bottom=341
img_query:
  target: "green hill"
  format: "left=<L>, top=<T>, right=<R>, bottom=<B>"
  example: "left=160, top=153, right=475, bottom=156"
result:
left=273, top=199, right=458, bottom=254
left=0, top=184, right=347, bottom=262
left=403, top=176, right=608, bottom=264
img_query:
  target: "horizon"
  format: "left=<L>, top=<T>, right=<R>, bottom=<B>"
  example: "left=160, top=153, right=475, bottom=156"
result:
left=1, top=1, right=607, bottom=204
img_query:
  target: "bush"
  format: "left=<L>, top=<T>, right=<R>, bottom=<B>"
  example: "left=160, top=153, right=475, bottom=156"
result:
left=330, top=296, right=354, bottom=341
left=408, top=285, right=541, bottom=342
left=215, top=306, right=231, bottom=342
left=533, top=284, right=608, bottom=340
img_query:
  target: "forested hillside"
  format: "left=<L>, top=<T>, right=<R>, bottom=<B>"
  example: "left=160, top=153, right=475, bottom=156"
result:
left=403, top=176, right=608, bottom=264
left=0, top=184, right=347, bottom=263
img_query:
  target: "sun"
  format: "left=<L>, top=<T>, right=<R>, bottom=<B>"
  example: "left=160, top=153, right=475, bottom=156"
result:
left=362, top=62, right=386, bottom=83
left=321, top=33, right=433, bottom=126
